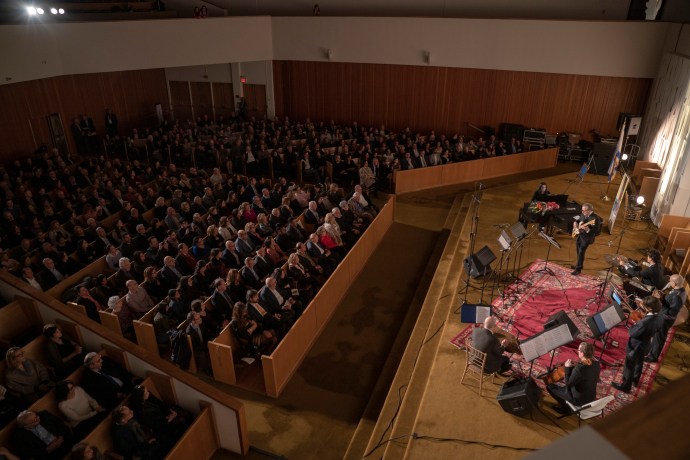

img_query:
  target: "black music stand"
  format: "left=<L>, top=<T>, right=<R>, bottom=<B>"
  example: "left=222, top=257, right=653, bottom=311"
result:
left=520, top=323, right=576, bottom=378
left=586, top=303, right=626, bottom=367
left=490, top=231, right=512, bottom=302
left=536, top=231, right=561, bottom=276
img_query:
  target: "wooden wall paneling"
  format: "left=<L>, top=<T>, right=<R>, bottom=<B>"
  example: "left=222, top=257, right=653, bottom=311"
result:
left=244, top=84, right=267, bottom=118
left=272, top=61, right=650, bottom=142
left=170, top=80, right=193, bottom=123
left=191, top=81, right=213, bottom=120
left=212, top=82, right=235, bottom=120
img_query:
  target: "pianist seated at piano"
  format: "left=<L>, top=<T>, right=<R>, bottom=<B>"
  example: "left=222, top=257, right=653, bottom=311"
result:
left=618, top=248, right=665, bottom=290
left=531, top=182, right=551, bottom=202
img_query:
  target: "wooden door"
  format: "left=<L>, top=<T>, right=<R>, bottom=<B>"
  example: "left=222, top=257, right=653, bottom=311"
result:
left=169, top=81, right=193, bottom=123
left=212, top=82, right=235, bottom=121
left=190, top=81, right=213, bottom=123
left=243, top=84, right=267, bottom=119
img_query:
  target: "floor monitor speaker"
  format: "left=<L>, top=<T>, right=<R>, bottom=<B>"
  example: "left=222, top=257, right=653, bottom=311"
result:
left=496, top=377, right=540, bottom=417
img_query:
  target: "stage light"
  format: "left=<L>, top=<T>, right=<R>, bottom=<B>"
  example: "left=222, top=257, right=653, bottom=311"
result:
left=36, top=7, right=44, bottom=14
left=621, top=153, right=629, bottom=161
left=50, top=7, right=57, bottom=14
left=636, top=196, right=645, bottom=205
left=27, top=6, right=37, bottom=15
left=58, top=8, right=64, bottom=14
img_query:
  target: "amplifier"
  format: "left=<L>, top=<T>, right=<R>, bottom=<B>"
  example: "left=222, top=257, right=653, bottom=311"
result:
left=497, top=378, right=540, bottom=416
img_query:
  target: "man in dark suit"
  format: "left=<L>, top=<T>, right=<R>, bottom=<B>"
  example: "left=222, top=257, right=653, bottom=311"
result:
left=12, top=410, right=73, bottom=460
left=259, top=277, right=302, bottom=319
left=304, top=201, right=322, bottom=226
left=37, top=257, right=64, bottom=291
left=618, top=248, right=665, bottom=290
left=221, top=240, right=242, bottom=269
left=253, top=246, right=274, bottom=279
left=547, top=342, right=600, bottom=414
left=113, top=257, right=136, bottom=292
left=613, top=296, right=660, bottom=393
left=647, top=274, right=687, bottom=362
left=306, top=233, right=337, bottom=274
left=240, top=257, right=263, bottom=290
left=111, top=405, right=164, bottom=460
left=185, top=311, right=211, bottom=375
left=246, top=289, right=288, bottom=337
left=471, top=316, right=511, bottom=374
left=81, top=352, right=134, bottom=409
left=235, top=231, right=256, bottom=259
left=210, top=278, right=234, bottom=325
left=571, top=202, right=602, bottom=275
left=159, top=256, right=183, bottom=289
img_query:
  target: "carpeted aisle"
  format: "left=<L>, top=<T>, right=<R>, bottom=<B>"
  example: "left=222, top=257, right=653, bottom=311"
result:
left=451, top=260, right=674, bottom=414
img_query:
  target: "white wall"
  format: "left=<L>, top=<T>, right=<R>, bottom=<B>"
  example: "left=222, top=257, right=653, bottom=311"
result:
left=225, top=0, right=629, bottom=20
left=271, top=17, right=670, bottom=78
left=0, top=16, right=675, bottom=85
left=0, top=17, right=273, bottom=84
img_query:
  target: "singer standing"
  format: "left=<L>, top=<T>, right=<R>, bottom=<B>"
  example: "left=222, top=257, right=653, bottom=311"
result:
left=571, top=203, right=602, bottom=275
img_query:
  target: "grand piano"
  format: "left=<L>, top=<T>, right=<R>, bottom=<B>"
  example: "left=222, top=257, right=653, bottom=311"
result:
left=519, top=198, right=581, bottom=235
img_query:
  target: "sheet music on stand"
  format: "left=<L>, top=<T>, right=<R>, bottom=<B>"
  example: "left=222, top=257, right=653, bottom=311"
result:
left=520, top=323, right=574, bottom=362
left=587, top=304, right=626, bottom=338
left=460, top=304, right=492, bottom=324
left=498, top=230, right=512, bottom=251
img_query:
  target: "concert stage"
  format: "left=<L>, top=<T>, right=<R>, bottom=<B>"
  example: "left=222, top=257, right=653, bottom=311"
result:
left=451, top=259, right=674, bottom=414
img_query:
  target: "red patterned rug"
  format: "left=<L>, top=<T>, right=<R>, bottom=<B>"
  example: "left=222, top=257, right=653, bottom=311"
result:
left=450, top=259, right=675, bottom=415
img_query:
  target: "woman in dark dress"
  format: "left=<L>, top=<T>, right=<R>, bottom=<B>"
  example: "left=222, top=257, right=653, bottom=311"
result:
left=142, top=267, right=167, bottom=303
left=43, top=324, right=84, bottom=379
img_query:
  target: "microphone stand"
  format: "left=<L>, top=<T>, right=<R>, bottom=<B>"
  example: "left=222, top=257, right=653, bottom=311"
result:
left=460, top=185, right=484, bottom=309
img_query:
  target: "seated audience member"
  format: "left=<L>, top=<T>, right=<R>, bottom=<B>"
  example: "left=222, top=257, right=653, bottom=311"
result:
left=43, top=324, right=84, bottom=379
left=0, top=384, right=24, bottom=427
left=4, top=347, right=55, bottom=403
left=240, top=257, right=263, bottom=290
left=142, top=266, right=167, bottom=302
left=230, top=302, right=275, bottom=358
left=55, top=380, right=105, bottom=440
left=470, top=316, right=512, bottom=375
left=259, top=276, right=302, bottom=320
left=111, top=405, right=165, bottom=460
left=125, top=279, right=154, bottom=316
left=12, top=410, right=73, bottom=460
left=547, top=342, right=600, bottom=414
left=246, top=289, right=284, bottom=340
left=21, top=266, right=43, bottom=291
left=75, top=284, right=104, bottom=323
left=70, top=442, right=105, bottom=460
left=81, top=352, right=135, bottom=409
left=185, top=311, right=212, bottom=375
left=114, top=257, right=136, bottom=292
left=130, top=384, right=191, bottom=442
left=107, top=296, right=135, bottom=338
left=37, top=257, right=65, bottom=291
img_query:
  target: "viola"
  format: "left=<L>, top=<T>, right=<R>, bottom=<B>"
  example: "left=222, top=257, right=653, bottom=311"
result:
left=543, top=365, right=566, bottom=384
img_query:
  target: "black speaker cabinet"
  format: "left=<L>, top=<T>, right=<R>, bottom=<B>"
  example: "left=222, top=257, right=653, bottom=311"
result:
left=591, top=142, right=617, bottom=175
left=497, top=378, right=540, bottom=416
left=463, top=245, right=496, bottom=278
left=543, top=310, right=580, bottom=339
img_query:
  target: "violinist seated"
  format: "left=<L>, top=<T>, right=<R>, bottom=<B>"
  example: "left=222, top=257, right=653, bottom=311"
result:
left=471, top=316, right=512, bottom=375
left=617, top=249, right=665, bottom=290
left=546, top=342, right=600, bottom=415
